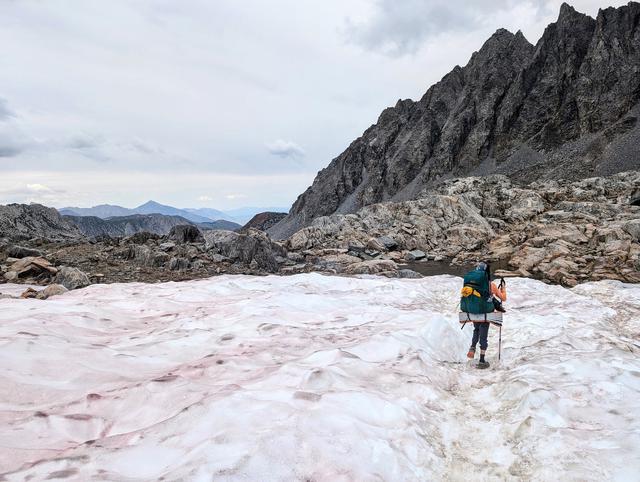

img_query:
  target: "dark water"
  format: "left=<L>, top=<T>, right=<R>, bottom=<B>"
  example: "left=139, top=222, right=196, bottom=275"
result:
left=401, top=259, right=511, bottom=278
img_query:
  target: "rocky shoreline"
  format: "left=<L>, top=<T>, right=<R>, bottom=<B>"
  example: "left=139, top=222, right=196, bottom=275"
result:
left=1, top=172, right=638, bottom=298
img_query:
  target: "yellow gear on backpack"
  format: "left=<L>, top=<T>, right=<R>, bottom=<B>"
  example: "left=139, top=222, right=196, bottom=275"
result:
left=461, top=286, right=482, bottom=298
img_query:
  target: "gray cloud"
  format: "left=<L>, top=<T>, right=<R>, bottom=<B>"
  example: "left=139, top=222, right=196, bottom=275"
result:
left=0, top=146, right=22, bottom=157
left=0, top=0, right=627, bottom=208
left=0, top=125, right=33, bottom=157
left=0, top=97, right=15, bottom=121
left=266, top=139, right=305, bottom=160
left=67, top=133, right=104, bottom=150
left=344, top=0, right=553, bottom=56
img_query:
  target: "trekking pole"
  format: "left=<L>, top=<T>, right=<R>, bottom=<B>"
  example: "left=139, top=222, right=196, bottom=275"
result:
left=498, top=325, right=502, bottom=361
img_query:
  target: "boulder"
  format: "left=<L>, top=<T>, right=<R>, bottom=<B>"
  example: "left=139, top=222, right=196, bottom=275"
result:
left=4, top=271, right=18, bottom=281
left=347, top=239, right=365, bottom=253
left=125, top=245, right=169, bottom=267
left=54, top=267, right=90, bottom=290
left=36, top=284, right=68, bottom=299
left=20, top=288, right=39, bottom=299
left=376, top=236, right=398, bottom=250
left=210, top=253, right=229, bottom=263
left=623, top=219, right=640, bottom=242
left=126, top=232, right=161, bottom=244
left=405, top=250, right=426, bottom=261
left=398, top=269, right=423, bottom=279
left=169, top=257, right=191, bottom=271
left=168, top=225, right=203, bottom=244
left=10, top=257, right=58, bottom=278
left=286, top=252, right=305, bottom=263
left=204, top=229, right=287, bottom=272
left=6, top=245, right=44, bottom=259
left=313, top=254, right=362, bottom=272
left=344, top=260, right=398, bottom=275
left=366, top=237, right=386, bottom=252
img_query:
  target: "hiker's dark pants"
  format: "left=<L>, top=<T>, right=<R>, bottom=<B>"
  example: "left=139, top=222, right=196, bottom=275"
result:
left=471, top=322, right=489, bottom=350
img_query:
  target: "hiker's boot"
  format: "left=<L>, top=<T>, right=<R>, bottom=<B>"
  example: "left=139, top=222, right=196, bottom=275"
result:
left=477, top=353, right=489, bottom=369
left=467, top=347, right=476, bottom=359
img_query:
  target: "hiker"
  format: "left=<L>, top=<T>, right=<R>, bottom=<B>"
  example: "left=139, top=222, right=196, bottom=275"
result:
left=460, top=261, right=507, bottom=368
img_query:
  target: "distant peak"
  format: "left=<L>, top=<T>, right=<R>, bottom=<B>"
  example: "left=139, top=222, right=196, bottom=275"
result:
left=559, top=2, right=576, bottom=15
left=557, top=2, right=592, bottom=22
left=473, top=27, right=532, bottom=60
left=490, top=28, right=515, bottom=40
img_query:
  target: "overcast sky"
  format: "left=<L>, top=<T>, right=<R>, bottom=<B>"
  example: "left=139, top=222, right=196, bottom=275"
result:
left=0, top=0, right=627, bottom=210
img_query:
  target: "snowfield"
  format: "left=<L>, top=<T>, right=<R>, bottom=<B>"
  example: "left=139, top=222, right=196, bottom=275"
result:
left=0, top=274, right=639, bottom=481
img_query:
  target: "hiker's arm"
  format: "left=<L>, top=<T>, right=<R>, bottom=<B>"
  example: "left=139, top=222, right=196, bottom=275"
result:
left=491, top=282, right=507, bottom=302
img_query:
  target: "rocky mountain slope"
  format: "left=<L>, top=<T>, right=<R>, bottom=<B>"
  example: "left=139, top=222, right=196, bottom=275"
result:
left=199, top=220, right=242, bottom=231
left=271, top=2, right=640, bottom=239
left=64, top=214, right=200, bottom=238
left=241, top=212, right=287, bottom=232
left=0, top=204, right=82, bottom=241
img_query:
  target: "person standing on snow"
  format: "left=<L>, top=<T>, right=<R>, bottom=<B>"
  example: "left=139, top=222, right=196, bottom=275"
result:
left=460, top=261, right=507, bottom=368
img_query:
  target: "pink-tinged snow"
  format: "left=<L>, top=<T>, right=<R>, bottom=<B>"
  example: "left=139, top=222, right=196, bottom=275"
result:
left=0, top=274, right=639, bottom=481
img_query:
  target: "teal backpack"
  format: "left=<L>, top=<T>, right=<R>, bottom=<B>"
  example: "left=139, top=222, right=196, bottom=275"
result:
left=460, top=269, right=495, bottom=314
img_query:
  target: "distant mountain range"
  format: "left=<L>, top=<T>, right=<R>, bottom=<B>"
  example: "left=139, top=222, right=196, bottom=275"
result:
left=60, top=201, right=289, bottom=225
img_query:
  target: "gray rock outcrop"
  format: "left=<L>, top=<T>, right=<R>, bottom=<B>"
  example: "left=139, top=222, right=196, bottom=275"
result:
left=37, top=284, right=68, bottom=299
left=0, top=204, right=82, bottom=241
left=168, top=225, right=203, bottom=244
left=54, top=267, right=91, bottom=290
left=203, top=229, right=287, bottom=272
left=241, top=212, right=288, bottom=232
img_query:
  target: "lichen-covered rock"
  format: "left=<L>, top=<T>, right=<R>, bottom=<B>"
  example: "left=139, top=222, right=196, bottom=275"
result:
left=0, top=204, right=83, bottom=241
left=54, top=267, right=90, bottom=290
left=203, top=229, right=286, bottom=273
left=37, top=284, right=68, bottom=299
left=10, top=257, right=58, bottom=278
left=405, top=250, right=426, bottom=261
left=169, top=257, right=191, bottom=271
left=168, top=225, right=203, bottom=244
left=344, top=260, right=398, bottom=275
left=6, top=245, right=45, bottom=259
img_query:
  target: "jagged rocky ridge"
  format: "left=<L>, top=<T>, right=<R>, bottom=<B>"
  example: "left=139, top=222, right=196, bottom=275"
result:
left=271, top=2, right=640, bottom=238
